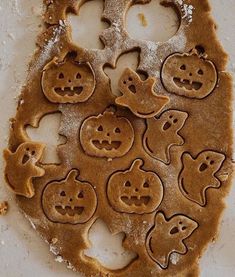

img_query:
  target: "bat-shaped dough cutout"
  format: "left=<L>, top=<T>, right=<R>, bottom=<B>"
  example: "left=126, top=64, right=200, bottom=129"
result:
left=143, top=110, right=188, bottom=164
left=146, top=212, right=198, bottom=269
left=179, top=151, right=225, bottom=206
left=4, top=142, right=45, bottom=198
left=116, top=68, right=169, bottom=118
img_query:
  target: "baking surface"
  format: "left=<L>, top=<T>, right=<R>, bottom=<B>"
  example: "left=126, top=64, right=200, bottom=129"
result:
left=0, top=0, right=234, bottom=276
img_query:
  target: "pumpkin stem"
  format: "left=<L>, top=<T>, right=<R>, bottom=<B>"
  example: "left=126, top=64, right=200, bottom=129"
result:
left=67, top=169, right=79, bottom=181
left=131, top=159, right=144, bottom=171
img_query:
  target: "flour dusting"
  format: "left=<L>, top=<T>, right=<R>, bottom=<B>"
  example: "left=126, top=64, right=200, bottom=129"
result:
left=175, top=0, right=194, bottom=23
left=29, top=20, right=67, bottom=76
left=170, top=253, right=181, bottom=265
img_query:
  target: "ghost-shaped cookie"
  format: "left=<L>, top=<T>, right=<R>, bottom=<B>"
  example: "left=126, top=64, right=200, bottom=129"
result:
left=179, top=151, right=225, bottom=206
left=4, top=142, right=45, bottom=198
left=146, top=212, right=198, bottom=269
left=143, top=110, right=188, bottom=164
left=116, top=68, right=169, bottom=118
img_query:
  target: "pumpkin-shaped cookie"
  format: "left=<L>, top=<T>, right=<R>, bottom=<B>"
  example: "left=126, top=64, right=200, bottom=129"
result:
left=42, top=170, right=97, bottom=224
left=42, top=54, right=95, bottom=103
left=80, top=110, right=134, bottom=159
left=107, top=159, right=163, bottom=214
left=161, top=52, right=218, bottom=99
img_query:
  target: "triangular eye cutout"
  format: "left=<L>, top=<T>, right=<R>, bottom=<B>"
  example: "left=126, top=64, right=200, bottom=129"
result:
left=58, top=73, right=64, bottom=79
left=78, top=191, right=84, bottom=198
left=97, top=125, right=103, bottom=132
left=125, top=181, right=131, bottom=187
left=60, top=191, right=66, bottom=197
left=143, top=182, right=149, bottom=188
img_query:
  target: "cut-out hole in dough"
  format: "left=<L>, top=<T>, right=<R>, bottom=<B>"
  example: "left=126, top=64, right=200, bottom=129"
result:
left=126, top=0, right=180, bottom=42
left=26, top=113, right=66, bottom=164
left=68, top=0, right=108, bottom=50
left=104, top=51, right=140, bottom=96
left=84, top=219, right=137, bottom=270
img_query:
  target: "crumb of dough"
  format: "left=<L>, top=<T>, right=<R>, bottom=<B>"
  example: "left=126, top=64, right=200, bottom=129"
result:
left=51, top=237, right=58, bottom=244
left=0, top=201, right=8, bottom=215
left=138, top=13, right=148, bottom=27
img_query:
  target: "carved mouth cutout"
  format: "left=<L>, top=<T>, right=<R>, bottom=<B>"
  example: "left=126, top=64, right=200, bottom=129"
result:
left=22, top=151, right=37, bottom=164
left=92, top=140, right=121, bottom=150
left=136, top=110, right=155, bottom=117
left=22, top=154, right=30, bottom=164
left=128, top=85, right=136, bottom=93
left=54, top=86, right=84, bottom=96
left=55, top=206, right=84, bottom=216
left=173, top=78, right=202, bottom=91
left=121, top=196, right=150, bottom=206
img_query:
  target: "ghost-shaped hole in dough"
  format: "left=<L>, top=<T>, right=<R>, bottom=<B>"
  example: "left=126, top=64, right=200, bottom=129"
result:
left=26, top=113, right=67, bottom=164
left=84, top=219, right=137, bottom=270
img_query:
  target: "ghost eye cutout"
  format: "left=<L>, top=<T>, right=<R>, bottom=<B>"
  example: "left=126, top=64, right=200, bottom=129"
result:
left=180, top=65, right=186, bottom=70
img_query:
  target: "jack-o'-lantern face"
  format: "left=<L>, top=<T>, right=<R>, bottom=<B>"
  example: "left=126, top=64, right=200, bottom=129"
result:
left=161, top=52, right=217, bottom=99
left=41, top=55, right=95, bottom=103
left=42, top=170, right=97, bottom=224
left=107, top=159, right=163, bottom=214
left=80, top=111, right=134, bottom=159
